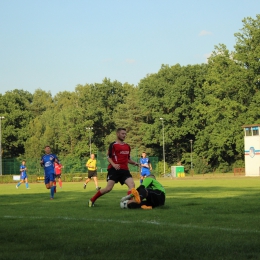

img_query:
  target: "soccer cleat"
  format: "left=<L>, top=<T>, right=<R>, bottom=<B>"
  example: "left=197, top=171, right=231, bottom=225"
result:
left=141, top=205, right=152, bottom=210
left=16, top=185, right=18, bottom=189
left=96, top=187, right=101, bottom=191
left=88, top=199, right=94, bottom=207
left=50, top=197, right=53, bottom=200
left=83, top=184, right=86, bottom=189
left=131, top=188, right=141, bottom=204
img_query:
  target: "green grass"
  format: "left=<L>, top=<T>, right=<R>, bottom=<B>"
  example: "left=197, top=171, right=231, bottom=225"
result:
left=1, top=177, right=260, bottom=260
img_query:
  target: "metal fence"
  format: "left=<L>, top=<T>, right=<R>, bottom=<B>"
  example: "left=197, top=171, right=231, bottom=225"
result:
left=2, top=154, right=158, bottom=176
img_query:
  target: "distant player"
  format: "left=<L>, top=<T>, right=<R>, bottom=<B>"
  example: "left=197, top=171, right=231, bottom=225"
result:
left=139, top=152, right=152, bottom=184
left=16, top=160, right=30, bottom=189
left=54, top=161, right=63, bottom=188
left=83, top=153, right=101, bottom=191
left=40, top=146, right=60, bottom=200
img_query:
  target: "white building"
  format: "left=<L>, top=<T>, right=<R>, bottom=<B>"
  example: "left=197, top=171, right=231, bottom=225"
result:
left=242, top=124, right=260, bottom=176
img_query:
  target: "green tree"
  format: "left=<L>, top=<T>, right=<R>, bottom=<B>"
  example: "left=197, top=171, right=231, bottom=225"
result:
left=0, top=89, right=33, bottom=157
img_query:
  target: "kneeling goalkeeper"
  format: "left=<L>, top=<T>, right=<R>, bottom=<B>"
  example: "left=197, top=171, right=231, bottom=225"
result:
left=122, top=174, right=165, bottom=209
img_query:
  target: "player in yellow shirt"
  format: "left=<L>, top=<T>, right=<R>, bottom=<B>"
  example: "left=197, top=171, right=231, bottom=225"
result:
left=83, top=154, right=101, bottom=191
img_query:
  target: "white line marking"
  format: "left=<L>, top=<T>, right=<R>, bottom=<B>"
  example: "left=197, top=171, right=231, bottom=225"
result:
left=3, top=215, right=260, bottom=234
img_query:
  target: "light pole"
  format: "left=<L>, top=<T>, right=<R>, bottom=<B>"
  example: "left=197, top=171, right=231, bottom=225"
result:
left=160, top=118, right=165, bottom=176
left=190, top=139, right=193, bottom=172
left=0, top=116, right=5, bottom=176
left=86, top=127, right=93, bottom=156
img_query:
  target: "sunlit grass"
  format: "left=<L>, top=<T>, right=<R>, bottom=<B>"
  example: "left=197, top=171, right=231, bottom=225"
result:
left=1, top=177, right=260, bottom=260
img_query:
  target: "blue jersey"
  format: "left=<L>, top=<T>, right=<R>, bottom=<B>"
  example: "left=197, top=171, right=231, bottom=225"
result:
left=41, top=154, right=59, bottom=175
left=20, top=165, right=27, bottom=179
left=140, top=157, right=151, bottom=176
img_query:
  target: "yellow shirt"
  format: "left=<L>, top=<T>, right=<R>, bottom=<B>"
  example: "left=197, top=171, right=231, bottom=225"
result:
left=86, top=159, right=97, bottom=171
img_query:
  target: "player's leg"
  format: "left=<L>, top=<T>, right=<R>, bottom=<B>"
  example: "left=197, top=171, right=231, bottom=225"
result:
left=50, top=173, right=56, bottom=198
left=89, top=179, right=115, bottom=207
left=58, top=176, right=62, bottom=188
left=124, top=171, right=135, bottom=193
left=93, top=176, right=101, bottom=191
left=83, top=172, right=91, bottom=189
left=53, top=175, right=57, bottom=193
left=16, top=179, right=23, bottom=188
left=45, top=174, right=55, bottom=199
left=25, top=177, right=29, bottom=189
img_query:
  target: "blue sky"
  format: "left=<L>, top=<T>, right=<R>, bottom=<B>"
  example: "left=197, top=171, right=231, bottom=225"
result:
left=0, top=0, right=259, bottom=96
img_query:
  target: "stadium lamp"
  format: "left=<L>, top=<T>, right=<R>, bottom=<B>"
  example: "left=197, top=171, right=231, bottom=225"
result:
left=86, top=127, right=93, bottom=156
left=190, top=140, right=193, bottom=171
left=0, top=116, right=5, bottom=176
left=160, top=118, right=165, bottom=176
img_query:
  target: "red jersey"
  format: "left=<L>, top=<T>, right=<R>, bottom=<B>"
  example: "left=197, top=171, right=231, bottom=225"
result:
left=54, top=162, right=62, bottom=175
left=107, top=142, right=131, bottom=170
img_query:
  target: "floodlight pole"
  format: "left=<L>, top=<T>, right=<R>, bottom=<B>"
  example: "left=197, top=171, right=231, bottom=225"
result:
left=86, top=127, right=93, bottom=156
left=190, top=140, right=193, bottom=170
left=0, top=116, right=5, bottom=176
left=160, top=118, right=165, bottom=176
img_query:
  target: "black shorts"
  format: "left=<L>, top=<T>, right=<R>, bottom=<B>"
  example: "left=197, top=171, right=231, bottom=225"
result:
left=55, top=174, right=61, bottom=179
left=88, top=170, right=97, bottom=178
left=107, top=168, right=132, bottom=185
left=139, top=188, right=165, bottom=208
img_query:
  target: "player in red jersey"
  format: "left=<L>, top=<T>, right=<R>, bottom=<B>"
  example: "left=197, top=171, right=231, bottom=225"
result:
left=54, top=161, right=63, bottom=188
left=88, top=128, right=139, bottom=207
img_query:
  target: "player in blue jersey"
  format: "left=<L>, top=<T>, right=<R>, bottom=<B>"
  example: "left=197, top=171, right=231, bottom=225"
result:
left=139, top=152, right=152, bottom=184
left=16, top=160, right=30, bottom=189
left=40, top=145, right=59, bottom=199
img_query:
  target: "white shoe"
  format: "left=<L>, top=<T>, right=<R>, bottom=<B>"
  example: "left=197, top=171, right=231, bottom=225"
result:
left=16, top=185, right=18, bottom=189
left=120, top=194, right=132, bottom=202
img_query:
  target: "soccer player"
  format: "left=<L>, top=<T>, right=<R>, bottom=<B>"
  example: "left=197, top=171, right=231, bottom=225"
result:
left=140, top=152, right=152, bottom=184
left=83, top=153, right=101, bottom=191
left=88, top=128, right=139, bottom=207
left=16, top=160, right=30, bottom=189
left=121, top=174, right=165, bottom=209
left=54, top=161, right=63, bottom=188
left=40, top=145, right=60, bottom=200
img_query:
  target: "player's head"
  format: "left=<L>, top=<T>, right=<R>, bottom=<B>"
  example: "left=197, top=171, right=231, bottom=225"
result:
left=22, top=160, right=26, bottom=165
left=44, top=145, right=51, bottom=154
left=141, top=152, right=147, bottom=158
left=148, top=174, right=156, bottom=180
left=116, top=128, right=127, bottom=142
left=90, top=153, right=95, bottom=159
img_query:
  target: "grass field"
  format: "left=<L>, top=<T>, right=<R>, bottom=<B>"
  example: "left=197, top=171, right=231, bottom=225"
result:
left=1, top=176, right=260, bottom=260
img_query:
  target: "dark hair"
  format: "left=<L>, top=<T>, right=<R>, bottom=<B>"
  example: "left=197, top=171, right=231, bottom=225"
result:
left=45, top=145, right=51, bottom=148
left=116, top=128, right=126, bottom=132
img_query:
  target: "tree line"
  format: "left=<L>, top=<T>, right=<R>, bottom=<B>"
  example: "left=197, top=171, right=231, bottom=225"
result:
left=1, top=14, right=260, bottom=174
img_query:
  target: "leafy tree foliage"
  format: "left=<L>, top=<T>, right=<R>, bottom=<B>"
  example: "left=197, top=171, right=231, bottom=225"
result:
left=1, top=14, right=260, bottom=173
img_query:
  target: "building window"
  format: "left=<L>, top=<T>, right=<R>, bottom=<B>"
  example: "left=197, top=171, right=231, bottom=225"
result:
left=245, top=127, right=252, bottom=136
left=252, top=126, right=259, bottom=136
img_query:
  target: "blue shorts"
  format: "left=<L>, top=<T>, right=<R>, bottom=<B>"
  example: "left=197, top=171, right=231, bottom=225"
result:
left=44, top=172, right=55, bottom=184
left=20, top=174, right=27, bottom=180
left=141, top=170, right=150, bottom=177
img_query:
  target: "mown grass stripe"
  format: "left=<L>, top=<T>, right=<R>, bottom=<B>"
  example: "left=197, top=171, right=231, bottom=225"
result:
left=3, top=215, right=260, bottom=234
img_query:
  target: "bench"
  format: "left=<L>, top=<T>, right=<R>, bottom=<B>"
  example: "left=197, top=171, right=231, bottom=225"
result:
left=72, top=177, right=83, bottom=182
left=37, top=176, right=45, bottom=182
